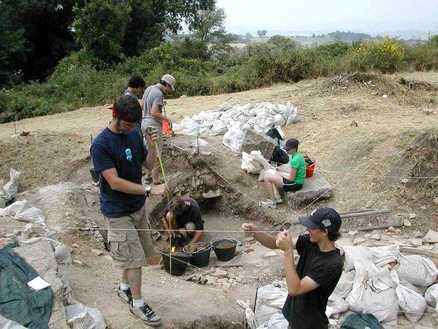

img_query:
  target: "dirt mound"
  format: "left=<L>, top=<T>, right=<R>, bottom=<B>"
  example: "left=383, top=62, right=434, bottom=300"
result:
left=401, top=130, right=438, bottom=201
left=320, top=72, right=408, bottom=96
left=0, top=131, right=89, bottom=190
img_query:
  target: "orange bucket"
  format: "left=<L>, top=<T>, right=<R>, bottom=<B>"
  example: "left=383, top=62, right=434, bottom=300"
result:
left=306, top=163, right=315, bottom=178
left=162, top=120, right=174, bottom=137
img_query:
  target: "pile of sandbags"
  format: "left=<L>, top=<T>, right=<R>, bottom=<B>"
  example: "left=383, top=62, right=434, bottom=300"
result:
left=173, top=102, right=298, bottom=137
left=328, top=245, right=438, bottom=327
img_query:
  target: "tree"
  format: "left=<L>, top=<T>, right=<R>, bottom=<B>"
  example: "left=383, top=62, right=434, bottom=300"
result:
left=0, top=0, right=78, bottom=84
left=74, top=0, right=131, bottom=65
left=192, top=8, right=225, bottom=42
left=268, top=35, right=298, bottom=50
left=257, top=30, right=267, bottom=38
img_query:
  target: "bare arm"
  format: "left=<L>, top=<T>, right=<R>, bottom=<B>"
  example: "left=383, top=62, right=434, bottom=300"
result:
left=277, top=232, right=319, bottom=296
left=150, top=102, right=170, bottom=122
left=242, top=223, right=277, bottom=249
left=101, top=168, right=145, bottom=195
left=190, top=230, right=203, bottom=244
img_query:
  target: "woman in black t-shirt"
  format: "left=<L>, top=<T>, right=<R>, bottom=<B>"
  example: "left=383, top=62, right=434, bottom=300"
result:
left=242, top=207, right=344, bottom=329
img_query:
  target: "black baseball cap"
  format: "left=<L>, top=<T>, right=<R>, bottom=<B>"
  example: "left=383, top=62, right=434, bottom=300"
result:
left=299, top=207, right=342, bottom=233
left=284, top=138, right=299, bottom=151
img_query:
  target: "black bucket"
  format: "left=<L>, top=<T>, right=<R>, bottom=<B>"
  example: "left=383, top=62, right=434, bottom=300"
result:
left=212, top=239, right=237, bottom=262
left=160, top=251, right=190, bottom=276
left=184, top=243, right=211, bottom=267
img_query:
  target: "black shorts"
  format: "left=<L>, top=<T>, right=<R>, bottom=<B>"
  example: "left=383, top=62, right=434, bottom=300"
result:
left=282, top=178, right=303, bottom=192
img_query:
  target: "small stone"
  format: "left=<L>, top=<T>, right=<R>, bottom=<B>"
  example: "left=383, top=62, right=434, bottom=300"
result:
left=348, top=231, right=358, bottom=236
left=403, top=219, right=412, bottom=227
left=353, top=238, right=366, bottom=245
left=212, top=269, right=228, bottom=278
left=264, top=251, right=278, bottom=258
left=386, top=226, right=396, bottom=233
left=73, top=259, right=84, bottom=266
left=401, top=178, right=409, bottom=184
left=72, top=243, right=79, bottom=248
left=423, top=230, right=438, bottom=244
left=409, top=213, right=417, bottom=220
left=408, top=239, right=423, bottom=247
left=371, top=233, right=381, bottom=241
left=382, top=94, right=388, bottom=98
left=91, top=249, right=103, bottom=256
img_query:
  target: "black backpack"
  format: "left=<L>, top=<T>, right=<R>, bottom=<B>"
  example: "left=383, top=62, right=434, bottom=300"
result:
left=271, top=146, right=289, bottom=165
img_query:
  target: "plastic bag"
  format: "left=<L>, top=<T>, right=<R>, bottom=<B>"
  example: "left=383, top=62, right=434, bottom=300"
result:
left=0, top=200, right=45, bottom=224
left=396, top=255, right=438, bottom=287
left=332, top=270, right=355, bottom=299
left=425, top=284, right=438, bottom=311
left=223, top=125, right=245, bottom=153
left=392, top=271, right=426, bottom=322
left=0, top=169, right=21, bottom=205
left=65, top=303, right=106, bottom=329
left=326, top=295, right=349, bottom=318
left=241, top=152, right=264, bottom=174
left=346, top=266, right=398, bottom=323
left=256, top=313, right=288, bottom=329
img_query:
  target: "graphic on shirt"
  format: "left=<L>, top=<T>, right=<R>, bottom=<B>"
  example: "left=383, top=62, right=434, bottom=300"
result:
left=125, top=148, right=133, bottom=162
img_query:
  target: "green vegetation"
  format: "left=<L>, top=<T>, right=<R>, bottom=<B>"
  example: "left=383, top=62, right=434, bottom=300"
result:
left=1, top=37, right=438, bottom=123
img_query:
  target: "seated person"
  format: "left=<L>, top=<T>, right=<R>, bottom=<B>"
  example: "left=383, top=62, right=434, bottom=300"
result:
left=161, top=196, right=204, bottom=246
left=260, top=138, right=306, bottom=209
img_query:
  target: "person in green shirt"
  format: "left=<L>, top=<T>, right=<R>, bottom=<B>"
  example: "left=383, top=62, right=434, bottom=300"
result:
left=260, top=138, right=306, bottom=209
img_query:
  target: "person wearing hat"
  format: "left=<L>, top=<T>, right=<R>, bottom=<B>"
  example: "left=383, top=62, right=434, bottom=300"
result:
left=242, top=207, right=344, bottom=329
left=141, top=74, right=176, bottom=185
left=260, top=138, right=306, bottom=209
left=91, top=95, right=162, bottom=326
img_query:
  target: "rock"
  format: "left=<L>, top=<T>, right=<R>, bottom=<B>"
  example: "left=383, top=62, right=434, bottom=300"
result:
left=371, top=233, right=381, bottom=241
left=382, top=94, right=388, bottom=98
left=91, top=249, right=103, bottom=256
left=403, top=219, right=412, bottom=227
left=409, top=213, right=417, bottom=220
left=353, top=237, right=366, bottom=245
left=212, top=269, right=228, bottom=278
left=401, top=178, right=409, bottom=184
left=264, top=251, right=278, bottom=258
left=286, top=172, right=333, bottom=209
left=387, top=226, right=396, bottom=233
left=423, top=230, right=438, bottom=244
left=72, top=243, right=79, bottom=248
left=433, top=198, right=438, bottom=205
left=413, top=231, right=423, bottom=238
left=73, top=259, right=84, bottom=266
left=240, top=129, right=276, bottom=160
left=408, top=238, right=423, bottom=247
left=347, top=231, right=358, bottom=236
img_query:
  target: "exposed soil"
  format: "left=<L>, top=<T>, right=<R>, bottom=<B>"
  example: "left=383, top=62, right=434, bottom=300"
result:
left=1, top=71, right=438, bottom=328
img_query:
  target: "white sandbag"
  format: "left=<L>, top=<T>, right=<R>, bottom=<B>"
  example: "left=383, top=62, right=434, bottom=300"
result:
left=425, top=284, right=438, bottom=310
left=332, top=270, right=355, bottom=298
left=341, top=246, right=374, bottom=271
left=241, top=152, right=264, bottom=174
left=326, top=295, right=349, bottom=318
left=210, top=120, right=228, bottom=135
left=0, top=169, right=21, bottom=206
left=223, top=125, right=245, bottom=153
left=371, top=245, right=400, bottom=268
left=254, top=282, right=288, bottom=327
left=396, top=255, right=438, bottom=287
left=346, top=266, right=398, bottom=323
left=0, top=200, right=45, bottom=224
left=256, top=313, right=288, bottom=329
left=65, top=303, right=106, bottom=329
left=392, top=271, right=426, bottom=322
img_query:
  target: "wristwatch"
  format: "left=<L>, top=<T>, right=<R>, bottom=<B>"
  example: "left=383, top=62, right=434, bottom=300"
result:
left=144, top=185, right=152, bottom=197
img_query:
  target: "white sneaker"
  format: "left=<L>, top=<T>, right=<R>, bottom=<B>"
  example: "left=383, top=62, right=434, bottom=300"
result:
left=259, top=200, right=277, bottom=209
left=129, top=303, right=161, bottom=326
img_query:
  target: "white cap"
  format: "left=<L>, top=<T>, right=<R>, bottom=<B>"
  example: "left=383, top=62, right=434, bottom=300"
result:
left=161, top=74, right=176, bottom=91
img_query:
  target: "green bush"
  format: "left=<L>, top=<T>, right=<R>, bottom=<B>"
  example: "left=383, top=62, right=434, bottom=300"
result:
left=345, top=39, right=405, bottom=73
left=1, top=36, right=438, bottom=123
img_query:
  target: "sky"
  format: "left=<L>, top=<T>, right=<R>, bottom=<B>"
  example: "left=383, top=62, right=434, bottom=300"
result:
left=216, top=0, right=438, bottom=37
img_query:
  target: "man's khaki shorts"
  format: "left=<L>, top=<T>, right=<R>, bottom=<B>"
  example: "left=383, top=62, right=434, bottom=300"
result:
left=105, top=206, right=155, bottom=269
